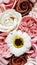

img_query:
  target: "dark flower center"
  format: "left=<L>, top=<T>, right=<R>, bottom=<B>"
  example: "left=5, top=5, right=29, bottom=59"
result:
left=20, top=2, right=28, bottom=10
left=12, top=36, right=24, bottom=48
left=15, top=39, right=23, bottom=46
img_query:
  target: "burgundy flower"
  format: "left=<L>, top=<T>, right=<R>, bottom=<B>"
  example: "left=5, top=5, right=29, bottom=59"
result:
left=14, top=0, right=34, bottom=16
left=9, top=54, right=27, bottom=65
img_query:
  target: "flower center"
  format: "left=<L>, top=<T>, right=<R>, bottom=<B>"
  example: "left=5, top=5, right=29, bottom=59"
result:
left=15, top=39, right=23, bottom=46
left=20, top=2, right=28, bottom=10
left=12, top=36, right=24, bottom=48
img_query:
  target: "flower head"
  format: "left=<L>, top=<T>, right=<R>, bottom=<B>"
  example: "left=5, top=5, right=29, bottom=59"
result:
left=0, top=9, right=22, bottom=32
left=5, top=30, right=31, bottom=57
left=25, top=58, right=36, bottom=65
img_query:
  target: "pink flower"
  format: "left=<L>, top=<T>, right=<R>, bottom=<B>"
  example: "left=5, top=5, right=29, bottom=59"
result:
left=0, top=0, right=17, bottom=13
left=0, top=56, right=9, bottom=65
left=0, top=32, right=12, bottom=58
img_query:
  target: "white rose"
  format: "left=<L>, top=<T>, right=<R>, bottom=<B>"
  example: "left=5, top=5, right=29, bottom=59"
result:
left=0, top=9, right=22, bottom=32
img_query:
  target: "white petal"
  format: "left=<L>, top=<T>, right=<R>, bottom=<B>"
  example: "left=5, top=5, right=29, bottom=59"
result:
left=23, top=32, right=31, bottom=41
left=16, top=30, right=23, bottom=36
left=22, top=32, right=31, bottom=48
left=9, top=46, right=27, bottom=56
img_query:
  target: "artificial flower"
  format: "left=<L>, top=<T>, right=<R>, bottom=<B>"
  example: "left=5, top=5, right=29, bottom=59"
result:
left=0, top=56, right=9, bottom=65
left=3, top=0, right=17, bottom=9
left=0, top=32, right=12, bottom=58
left=29, top=3, right=37, bottom=19
left=25, top=58, right=36, bottom=65
left=27, top=43, right=37, bottom=64
left=8, top=54, right=27, bottom=65
left=0, top=0, right=17, bottom=9
left=14, top=0, right=34, bottom=16
left=0, top=9, right=22, bottom=32
left=5, top=30, right=31, bottom=57
left=0, top=4, right=6, bottom=13
left=30, top=0, right=36, bottom=3
left=17, top=16, right=37, bottom=38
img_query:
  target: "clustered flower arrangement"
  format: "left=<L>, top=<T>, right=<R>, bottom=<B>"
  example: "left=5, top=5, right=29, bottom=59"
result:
left=0, top=0, right=37, bottom=65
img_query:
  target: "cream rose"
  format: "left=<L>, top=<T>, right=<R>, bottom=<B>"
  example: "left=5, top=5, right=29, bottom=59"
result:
left=0, top=9, right=22, bottom=32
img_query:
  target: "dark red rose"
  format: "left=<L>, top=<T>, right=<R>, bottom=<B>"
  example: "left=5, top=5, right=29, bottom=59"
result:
left=9, top=54, right=27, bottom=65
left=14, top=0, right=34, bottom=16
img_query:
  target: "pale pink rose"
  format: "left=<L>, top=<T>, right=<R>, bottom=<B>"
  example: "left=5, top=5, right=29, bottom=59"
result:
left=0, top=56, right=9, bottom=65
left=30, top=0, right=36, bottom=3
left=0, top=32, right=12, bottom=58
left=0, top=0, right=17, bottom=13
